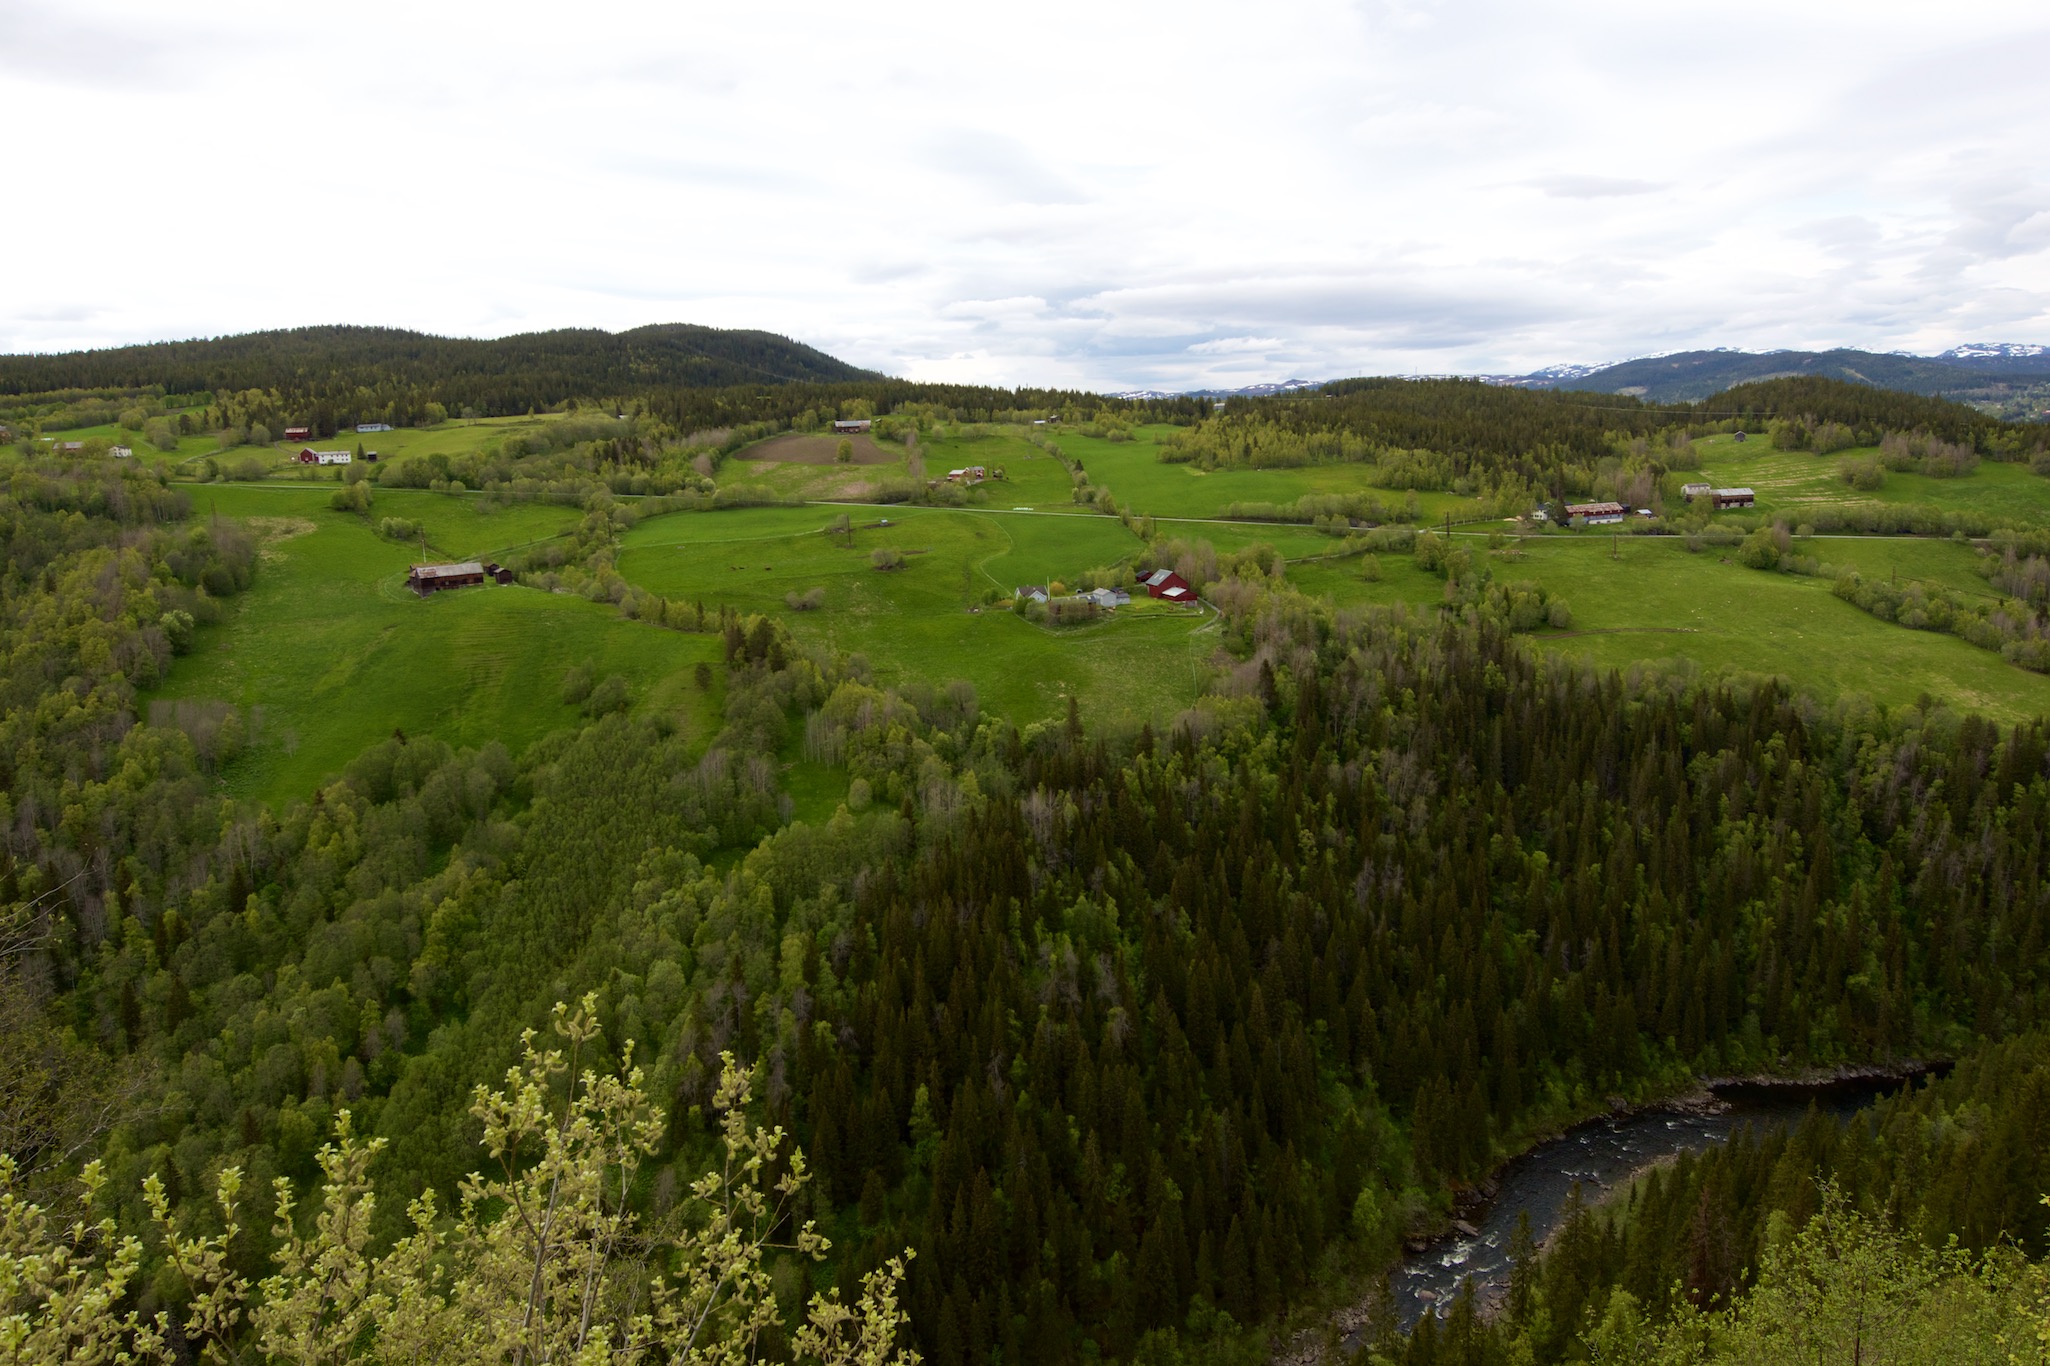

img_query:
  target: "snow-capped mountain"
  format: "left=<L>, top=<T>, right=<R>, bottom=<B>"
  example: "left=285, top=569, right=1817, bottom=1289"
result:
left=1219, top=378, right=1321, bottom=398
left=1941, top=343, right=2050, bottom=362
left=1110, top=377, right=1323, bottom=400
left=1522, top=362, right=1610, bottom=382
left=1486, top=345, right=2050, bottom=404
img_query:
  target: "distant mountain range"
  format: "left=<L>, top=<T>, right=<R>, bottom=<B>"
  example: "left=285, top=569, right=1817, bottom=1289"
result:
left=1111, top=378, right=1322, bottom=401
left=1115, top=347, right=2050, bottom=421
left=1486, top=344, right=2050, bottom=415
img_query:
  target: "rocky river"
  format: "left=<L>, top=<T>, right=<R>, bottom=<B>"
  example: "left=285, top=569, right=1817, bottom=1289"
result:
left=1384, top=1071, right=1932, bottom=1332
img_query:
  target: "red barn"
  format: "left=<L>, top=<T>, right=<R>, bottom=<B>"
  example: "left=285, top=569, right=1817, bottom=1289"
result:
left=284, top=426, right=311, bottom=441
left=1142, top=568, right=1197, bottom=603
left=297, top=448, right=318, bottom=463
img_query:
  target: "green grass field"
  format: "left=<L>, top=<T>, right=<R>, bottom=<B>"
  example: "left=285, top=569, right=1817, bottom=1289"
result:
left=712, top=427, right=1097, bottom=515
left=513, top=426, right=2050, bottom=733
left=1689, top=433, right=2050, bottom=528
left=1289, top=534, right=2050, bottom=726
left=617, top=504, right=1213, bottom=729
left=120, top=412, right=2050, bottom=811
left=1052, top=426, right=1486, bottom=524
left=151, top=485, right=719, bottom=807
left=30, top=421, right=227, bottom=472
left=36, top=412, right=580, bottom=480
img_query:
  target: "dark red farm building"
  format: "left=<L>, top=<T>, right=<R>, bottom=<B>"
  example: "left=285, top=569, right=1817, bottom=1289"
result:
left=1141, top=568, right=1198, bottom=604
left=408, top=561, right=487, bottom=595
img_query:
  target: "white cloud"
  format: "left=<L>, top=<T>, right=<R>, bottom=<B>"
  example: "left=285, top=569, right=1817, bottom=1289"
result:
left=1525, top=175, right=1669, bottom=200
left=1189, top=337, right=1287, bottom=355
left=2, top=0, right=2048, bottom=388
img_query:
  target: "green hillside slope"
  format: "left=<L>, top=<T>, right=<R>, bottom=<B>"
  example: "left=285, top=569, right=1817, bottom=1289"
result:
left=0, top=322, right=878, bottom=411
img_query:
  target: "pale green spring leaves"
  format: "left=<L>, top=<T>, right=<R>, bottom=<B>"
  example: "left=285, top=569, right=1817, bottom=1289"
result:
left=1, top=995, right=916, bottom=1365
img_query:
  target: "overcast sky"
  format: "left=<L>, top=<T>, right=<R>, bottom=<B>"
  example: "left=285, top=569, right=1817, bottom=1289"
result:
left=5, top=0, right=2049, bottom=391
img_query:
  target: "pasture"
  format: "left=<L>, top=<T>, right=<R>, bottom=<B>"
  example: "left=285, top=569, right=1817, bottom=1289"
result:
left=25, top=421, right=226, bottom=471
left=1052, top=426, right=1487, bottom=524
left=1287, top=533, right=2050, bottom=726
left=135, top=412, right=2050, bottom=806
left=617, top=504, right=1214, bottom=728
left=150, top=485, right=716, bottom=807
left=1688, top=433, right=2050, bottom=528
left=591, top=424, right=2050, bottom=732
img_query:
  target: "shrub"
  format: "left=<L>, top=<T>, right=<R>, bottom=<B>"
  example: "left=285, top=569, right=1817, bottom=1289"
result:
left=329, top=482, right=372, bottom=514
left=1738, top=524, right=1792, bottom=570
left=1812, top=420, right=1857, bottom=454
left=785, top=586, right=827, bottom=611
left=583, top=675, right=631, bottom=716
left=1840, top=455, right=1886, bottom=491
left=870, top=548, right=905, bottom=571
left=1880, top=430, right=1980, bottom=477
left=1413, top=531, right=1447, bottom=573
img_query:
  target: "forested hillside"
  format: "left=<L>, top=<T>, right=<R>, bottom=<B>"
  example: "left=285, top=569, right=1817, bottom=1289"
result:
left=0, top=324, right=1154, bottom=452
left=0, top=324, right=880, bottom=431
left=1505, top=345, right=2050, bottom=416
left=13, top=437, right=2050, bottom=1361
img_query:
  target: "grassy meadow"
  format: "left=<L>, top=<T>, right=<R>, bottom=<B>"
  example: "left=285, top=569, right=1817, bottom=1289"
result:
left=1052, top=425, right=1488, bottom=524
left=617, top=504, right=1213, bottom=729
left=1290, top=533, right=2050, bottom=726
left=71, top=401, right=2050, bottom=806
left=34, top=412, right=580, bottom=483
left=150, top=484, right=720, bottom=807
left=1687, top=432, right=2050, bottom=527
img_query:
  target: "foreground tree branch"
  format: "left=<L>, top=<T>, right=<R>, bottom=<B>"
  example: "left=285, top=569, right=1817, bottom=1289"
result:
left=0, top=995, right=918, bottom=1365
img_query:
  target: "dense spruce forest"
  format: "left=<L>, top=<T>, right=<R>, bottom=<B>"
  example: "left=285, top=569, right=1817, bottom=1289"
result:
left=0, top=324, right=877, bottom=419
left=1188, top=376, right=2031, bottom=479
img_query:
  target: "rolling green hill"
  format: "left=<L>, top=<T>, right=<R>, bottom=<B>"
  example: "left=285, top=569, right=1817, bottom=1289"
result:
left=0, top=323, right=878, bottom=414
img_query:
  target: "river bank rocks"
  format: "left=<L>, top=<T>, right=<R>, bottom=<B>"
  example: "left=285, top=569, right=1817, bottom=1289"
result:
left=1272, top=1064, right=1949, bottom=1364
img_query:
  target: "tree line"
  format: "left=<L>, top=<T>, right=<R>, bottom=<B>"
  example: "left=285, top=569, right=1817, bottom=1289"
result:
left=1148, top=378, right=2046, bottom=511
